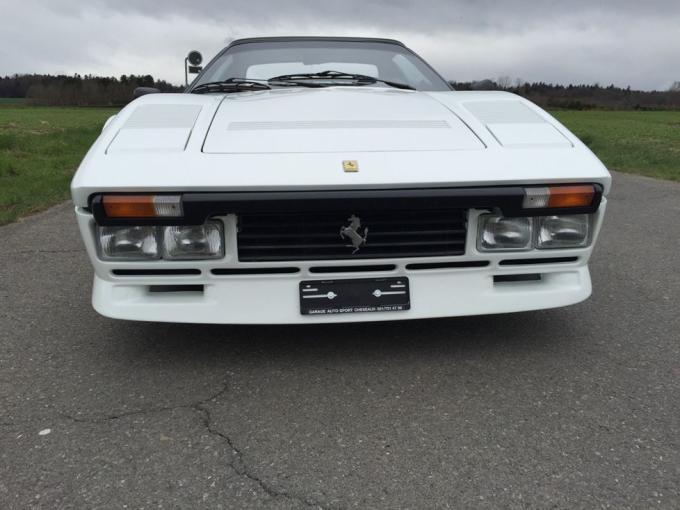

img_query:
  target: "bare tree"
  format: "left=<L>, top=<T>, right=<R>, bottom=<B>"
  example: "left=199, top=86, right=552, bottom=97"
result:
left=496, top=76, right=513, bottom=89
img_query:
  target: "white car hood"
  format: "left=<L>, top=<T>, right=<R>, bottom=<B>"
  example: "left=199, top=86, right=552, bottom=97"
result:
left=203, top=88, right=484, bottom=153
left=71, top=90, right=611, bottom=206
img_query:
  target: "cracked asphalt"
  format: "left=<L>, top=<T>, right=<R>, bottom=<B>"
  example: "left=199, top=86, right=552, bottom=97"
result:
left=1, top=171, right=679, bottom=509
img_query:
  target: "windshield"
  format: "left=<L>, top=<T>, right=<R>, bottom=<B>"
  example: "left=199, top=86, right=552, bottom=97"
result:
left=192, top=40, right=451, bottom=92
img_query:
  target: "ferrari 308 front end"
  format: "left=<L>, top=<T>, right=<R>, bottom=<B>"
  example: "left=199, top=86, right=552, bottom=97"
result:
left=71, top=37, right=611, bottom=323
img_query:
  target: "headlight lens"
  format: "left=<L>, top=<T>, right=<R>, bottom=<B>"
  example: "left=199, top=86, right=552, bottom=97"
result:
left=97, top=226, right=160, bottom=260
left=477, top=215, right=532, bottom=251
left=97, top=221, right=224, bottom=260
left=162, top=221, right=224, bottom=259
left=477, top=214, right=592, bottom=252
left=536, top=214, right=590, bottom=249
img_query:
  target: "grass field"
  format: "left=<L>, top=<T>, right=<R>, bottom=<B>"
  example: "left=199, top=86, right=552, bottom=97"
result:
left=0, top=105, right=679, bottom=225
left=0, top=106, right=114, bottom=224
left=552, top=110, right=680, bottom=182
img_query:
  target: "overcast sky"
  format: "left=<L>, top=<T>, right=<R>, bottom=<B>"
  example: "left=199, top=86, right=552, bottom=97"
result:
left=1, top=0, right=679, bottom=90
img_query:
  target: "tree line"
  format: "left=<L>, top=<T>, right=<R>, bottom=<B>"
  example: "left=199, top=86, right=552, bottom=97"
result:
left=0, top=74, right=182, bottom=106
left=450, top=78, right=680, bottom=110
left=1, top=73, right=679, bottom=109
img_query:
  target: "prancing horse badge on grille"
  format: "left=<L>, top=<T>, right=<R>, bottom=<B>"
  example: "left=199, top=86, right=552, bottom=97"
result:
left=340, top=215, right=368, bottom=254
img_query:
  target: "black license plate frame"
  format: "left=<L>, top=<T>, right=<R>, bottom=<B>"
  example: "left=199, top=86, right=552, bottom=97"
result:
left=300, top=277, right=410, bottom=315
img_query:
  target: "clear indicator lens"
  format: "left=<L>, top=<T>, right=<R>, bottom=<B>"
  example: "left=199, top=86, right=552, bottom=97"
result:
left=478, top=215, right=532, bottom=251
left=523, top=187, right=550, bottom=209
left=153, top=195, right=183, bottom=217
left=536, top=215, right=590, bottom=249
left=162, top=221, right=224, bottom=259
left=98, top=226, right=160, bottom=260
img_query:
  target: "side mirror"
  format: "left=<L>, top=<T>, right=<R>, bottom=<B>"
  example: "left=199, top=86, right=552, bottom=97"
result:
left=188, top=51, right=203, bottom=66
left=133, top=87, right=161, bottom=98
left=185, top=50, right=204, bottom=85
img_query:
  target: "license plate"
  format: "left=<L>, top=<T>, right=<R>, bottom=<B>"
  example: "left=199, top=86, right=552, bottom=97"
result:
left=300, top=277, right=410, bottom=315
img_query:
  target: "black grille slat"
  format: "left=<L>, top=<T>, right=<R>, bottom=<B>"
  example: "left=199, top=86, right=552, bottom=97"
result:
left=239, top=218, right=466, bottom=227
left=237, top=250, right=466, bottom=262
left=237, top=209, right=467, bottom=262
left=239, top=229, right=465, bottom=239
left=240, top=235, right=465, bottom=245
left=240, top=240, right=465, bottom=250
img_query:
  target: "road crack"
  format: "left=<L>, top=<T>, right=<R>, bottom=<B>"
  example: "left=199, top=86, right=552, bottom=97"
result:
left=60, top=382, right=230, bottom=424
left=57, top=382, right=330, bottom=509
left=193, top=401, right=329, bottom=509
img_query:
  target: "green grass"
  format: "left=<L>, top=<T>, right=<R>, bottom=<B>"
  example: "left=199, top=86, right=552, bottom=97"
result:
left=0, top=105, right=114, bottom=224
left=0, top=98, right=26, bottom=104
left=552, top=110, right=680, bottom=182
left=0, top=106, right=679, bottom=225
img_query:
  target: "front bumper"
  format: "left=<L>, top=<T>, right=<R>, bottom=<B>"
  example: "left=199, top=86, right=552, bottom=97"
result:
left=76, top=202, right=606, bottom=324
left=91, top=265, right=591, bottom=323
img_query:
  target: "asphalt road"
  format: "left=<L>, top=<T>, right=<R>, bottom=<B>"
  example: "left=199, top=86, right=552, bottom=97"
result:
left=1, top=171, right=679, bottom=509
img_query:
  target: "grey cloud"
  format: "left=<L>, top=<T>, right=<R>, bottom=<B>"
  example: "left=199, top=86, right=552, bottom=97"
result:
left=49, top=0, right=680, bottom=32
left=2, top=0, right=680, bottom=89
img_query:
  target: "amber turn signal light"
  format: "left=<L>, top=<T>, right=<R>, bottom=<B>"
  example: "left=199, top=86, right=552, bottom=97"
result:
left=523, top=185, right=595, bottom=209
left=102, top=195, right=183, bottom=218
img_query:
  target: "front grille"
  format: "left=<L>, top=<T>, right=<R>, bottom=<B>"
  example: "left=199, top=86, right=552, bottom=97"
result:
left=237, top=209, right=467, bottom=262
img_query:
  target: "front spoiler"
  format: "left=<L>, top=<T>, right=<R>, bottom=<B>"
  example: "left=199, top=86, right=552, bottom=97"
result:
left=91, top=264, right=592, bottom=324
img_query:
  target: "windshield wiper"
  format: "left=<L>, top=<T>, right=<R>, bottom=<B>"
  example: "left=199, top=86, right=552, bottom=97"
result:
left=191, top=78, right=271, bottom=94
left=268, top=70, right=415, bottom=90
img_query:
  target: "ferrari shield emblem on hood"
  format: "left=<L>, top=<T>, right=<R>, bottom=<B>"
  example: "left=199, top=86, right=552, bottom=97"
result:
left=342, top=160, right=359, bottom=172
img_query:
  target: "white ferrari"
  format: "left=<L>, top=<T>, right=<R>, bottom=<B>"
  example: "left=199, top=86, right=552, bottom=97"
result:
left=71, top=37, right=611, bottom=323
